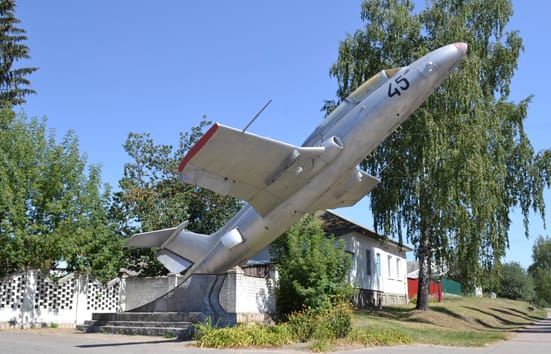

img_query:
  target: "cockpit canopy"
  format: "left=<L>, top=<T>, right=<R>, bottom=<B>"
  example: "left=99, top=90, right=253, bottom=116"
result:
left=348, top=68, right=401, bottom=102
left=301, top=68, right=401, bottom=147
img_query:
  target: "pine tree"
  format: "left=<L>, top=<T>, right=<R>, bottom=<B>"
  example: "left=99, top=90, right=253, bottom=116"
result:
left=0, top=0, right=37, bottom=106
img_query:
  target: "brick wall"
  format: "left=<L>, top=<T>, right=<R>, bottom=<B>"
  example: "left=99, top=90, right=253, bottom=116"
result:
left=219, top=267, right=276, bottom=322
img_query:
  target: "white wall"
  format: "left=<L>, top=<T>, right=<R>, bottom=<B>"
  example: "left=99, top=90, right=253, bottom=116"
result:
left=0, top=270, right=120, bottom=328
left=342, top=232, right=408, bottom=298
left=219, top=267, right=276, bottom=322
left=1, top=268, right=275, bottom=328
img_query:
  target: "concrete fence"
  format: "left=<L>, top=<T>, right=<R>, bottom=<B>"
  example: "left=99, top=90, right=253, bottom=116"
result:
left=0, top=267, right=276, bottom=328
left=0, top=270, right=120, bottom=328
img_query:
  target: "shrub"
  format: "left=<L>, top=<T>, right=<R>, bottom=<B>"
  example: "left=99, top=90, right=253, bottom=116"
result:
left=497, top=262, right=535, bottom=302
left=270, top=215, right=355, bottom=316
left=194, top=319, right=293, bottom=348
left=287, top=301, right=353, bottom=342
left=193, top=303, right=412, bottom=351
left=194, top=302, right=353, bottom=349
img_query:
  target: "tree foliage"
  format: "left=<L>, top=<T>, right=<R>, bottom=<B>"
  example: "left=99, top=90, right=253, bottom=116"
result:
left=496, top=262, right=534, bottom=302
left=270, top=214, right=354, bottom=316
left=0, top=108, right=119, bottom=280
left=528, top=236, right=551, bottom=307
left=113, top=116, right=242, bottom=276
left=327, top=0, right=551, bottom=310
left=0, top=0, right=37, bottom=106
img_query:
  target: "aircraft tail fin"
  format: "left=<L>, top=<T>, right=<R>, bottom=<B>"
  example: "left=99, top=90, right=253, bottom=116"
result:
left=125, top=227, right=177, bottom=248
left=125, top=225, right=215, bottom=274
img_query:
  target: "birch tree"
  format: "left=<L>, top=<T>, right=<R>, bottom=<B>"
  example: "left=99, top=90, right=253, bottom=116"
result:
left=328, top=0, right=551, bottom=310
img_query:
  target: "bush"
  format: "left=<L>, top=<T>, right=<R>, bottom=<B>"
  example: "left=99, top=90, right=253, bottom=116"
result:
left=194, top=302, right=353, bottom=349
left=194, top=319, right=293, bottom=348
left=193, top=303, right=413, bottom=351
left=287, top=301, right=352, bottom=342
left=497, top=262, right=535, bottom=302
left=270, top=215, right=355, bottom=316
left=346, top=328, right=413, bottom=346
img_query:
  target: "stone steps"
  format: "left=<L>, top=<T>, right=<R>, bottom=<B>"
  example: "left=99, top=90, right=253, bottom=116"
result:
left=77, top=312, right=203, bottom=340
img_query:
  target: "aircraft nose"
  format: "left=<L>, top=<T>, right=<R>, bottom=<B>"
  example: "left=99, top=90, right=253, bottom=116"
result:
left=454, top=42, right=468, bottom=55
left=428, top=42, right=468, bottom=73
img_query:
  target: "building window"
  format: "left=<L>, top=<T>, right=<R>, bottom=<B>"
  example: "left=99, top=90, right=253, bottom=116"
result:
left=376, top=253, right=381, bottom=277
left=396, top=258, right=401, bottom=279
left=388, top=255, right=392, bottom=278
left=366, top=250, right=371, bottom=275
left=346, top=251, right=356, bottom=282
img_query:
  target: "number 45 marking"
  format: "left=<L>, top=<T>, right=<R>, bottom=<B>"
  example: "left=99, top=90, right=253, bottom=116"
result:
left=388, top=75, right=410, bottom=97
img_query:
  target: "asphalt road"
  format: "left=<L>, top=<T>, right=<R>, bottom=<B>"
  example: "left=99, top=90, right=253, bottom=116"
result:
left=1, top=311, right=549, bottom=354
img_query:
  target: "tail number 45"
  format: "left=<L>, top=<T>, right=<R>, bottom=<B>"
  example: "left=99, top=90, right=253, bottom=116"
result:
left=388, top=75, right=410, bottom=97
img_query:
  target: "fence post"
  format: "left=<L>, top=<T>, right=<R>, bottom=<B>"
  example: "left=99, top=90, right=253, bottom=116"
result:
left=21, top=269, right=37, bottom=328
left=119, top=272, right=127, bottom=312
left=74, top=273, right=89, bottom=325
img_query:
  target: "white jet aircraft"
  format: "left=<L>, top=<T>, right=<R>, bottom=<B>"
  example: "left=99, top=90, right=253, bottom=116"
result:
left=126, top=42, right=468, bottom=281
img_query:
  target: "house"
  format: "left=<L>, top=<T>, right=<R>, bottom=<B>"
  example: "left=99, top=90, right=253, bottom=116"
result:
left=246, top=210, right=413, bottom=308
left=316, top=210, right=413, bottom=307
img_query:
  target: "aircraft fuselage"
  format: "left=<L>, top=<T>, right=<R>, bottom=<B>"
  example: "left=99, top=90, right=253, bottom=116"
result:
left=183, top=43, right=468, bottom=276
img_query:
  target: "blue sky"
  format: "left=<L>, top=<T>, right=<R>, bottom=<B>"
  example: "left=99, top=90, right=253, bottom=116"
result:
left=15, top=1, right=550, bottom=268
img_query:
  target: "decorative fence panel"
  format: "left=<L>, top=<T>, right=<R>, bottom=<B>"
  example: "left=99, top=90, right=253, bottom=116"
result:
left=0, top=270, right=120, bottom=328
left=1, top=267, right=276, bottom=328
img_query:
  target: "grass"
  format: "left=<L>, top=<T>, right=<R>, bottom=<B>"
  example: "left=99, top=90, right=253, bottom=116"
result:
left=193, top=297, right=546, bottom=351
left=353, top=297, right=546, bottom=347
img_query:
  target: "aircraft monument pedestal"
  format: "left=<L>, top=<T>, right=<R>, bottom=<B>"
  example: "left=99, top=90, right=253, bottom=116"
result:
left=78, top=271, right=243, bottom=339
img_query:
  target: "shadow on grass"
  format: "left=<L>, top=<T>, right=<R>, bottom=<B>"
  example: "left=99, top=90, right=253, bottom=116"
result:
left=489, top=307, right=538, bottom=322
left=355, top=307, right=437, bottom=326
left=501, top=307, right=544, bottom=321
left=77, top=338, right=182, bottom=348
left=473, top=318, right=513, bottom=331
left=462, top=306, right=528, bottom=327
left=430, top=306, right=468, bottom=322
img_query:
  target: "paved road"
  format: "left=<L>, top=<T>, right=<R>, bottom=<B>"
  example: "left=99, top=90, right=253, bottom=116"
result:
left=1, top=312, right=550, bottom=354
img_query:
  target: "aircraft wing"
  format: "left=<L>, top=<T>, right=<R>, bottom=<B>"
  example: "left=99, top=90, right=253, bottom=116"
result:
left=178, top=123, right=341, bottom=216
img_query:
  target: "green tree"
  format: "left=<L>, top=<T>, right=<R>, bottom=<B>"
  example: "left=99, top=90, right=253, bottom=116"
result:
left=0, top=0, right=37, bottom=106
left=496, top=262, right=534, bottom=302
left=528, top=236, right=551, bottom=307
left=114, top=117, right=242, bottom=276
left=327, top=0, right=551, bottom=310
left=270, top=214, right=354, bottom=316
left=0, top=108, right=119, bottom=280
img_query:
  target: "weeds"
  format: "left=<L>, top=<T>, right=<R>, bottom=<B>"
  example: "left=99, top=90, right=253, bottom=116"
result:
left=194, top=302, right=412, bottom=351
left=286, top=301, right=352, bottom=341
left=194, top=320, right=293, bottom=348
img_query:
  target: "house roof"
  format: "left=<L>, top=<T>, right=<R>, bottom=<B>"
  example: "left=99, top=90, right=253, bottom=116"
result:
left=316, top=210, right=413, bottom=252
left=407, top=261, right=447, bottom=279
left=245, top=209, right=412, bottom=266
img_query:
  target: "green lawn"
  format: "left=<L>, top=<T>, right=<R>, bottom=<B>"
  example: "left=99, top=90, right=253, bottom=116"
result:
left=352, top=297, right=547, bottom=347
